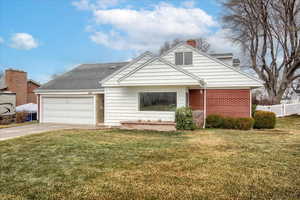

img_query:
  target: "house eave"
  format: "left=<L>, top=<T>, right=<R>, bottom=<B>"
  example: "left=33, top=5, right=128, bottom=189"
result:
left=35, top=89, right=104, bottom=95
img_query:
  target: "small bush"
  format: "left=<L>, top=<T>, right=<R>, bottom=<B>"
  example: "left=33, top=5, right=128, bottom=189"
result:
left=206, top=114, right=224, bottom=128
left=223, top=117, right=237, bottom=129
left=16, top=112, right=28, bottom=123
left=175, top=107, right=196, bottom=130
left=235, top=117, right=254, bottom=130
left=252, top=104, right=257, bottom=117
left=254, top=110, right=276, bottom=129
left=206, top=114, right=254, bottom=130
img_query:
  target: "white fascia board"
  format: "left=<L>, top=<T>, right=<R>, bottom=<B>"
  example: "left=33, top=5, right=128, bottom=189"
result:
left=100, top=51, right=154, bottom=85
left=35, top=89, right=104, bottom=95
left=118, top=56, right=205, bottom=87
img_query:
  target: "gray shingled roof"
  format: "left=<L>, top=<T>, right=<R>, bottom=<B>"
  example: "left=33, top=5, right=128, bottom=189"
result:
left=38, top=62, right=129, bottom=90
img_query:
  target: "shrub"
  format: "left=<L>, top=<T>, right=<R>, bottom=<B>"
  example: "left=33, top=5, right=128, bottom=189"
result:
left=206, top=114, right=224, bottom=128
left=222, top=117, right=237, bottom=129
left=175, top=107, right=196, bottom=130
left=206, top=114, right=254, bottom=130
left=16, top=112, right=28, bottom=123
left=253, top=110, right=276, bottom=129
left=252, top=104, right=257, bottom=117
left=235, top=117, right=254, bottom=130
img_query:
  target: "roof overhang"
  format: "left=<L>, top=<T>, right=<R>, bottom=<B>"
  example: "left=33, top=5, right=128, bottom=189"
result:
left=35, top=89, right=104, bottom=95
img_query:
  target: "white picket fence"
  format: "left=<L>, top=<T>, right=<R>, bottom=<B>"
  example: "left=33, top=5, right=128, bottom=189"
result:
left=256, top=103, right=300, bottom=117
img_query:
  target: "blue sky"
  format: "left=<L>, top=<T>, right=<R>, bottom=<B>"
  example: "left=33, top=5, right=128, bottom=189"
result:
left=0, top=0, right=236, bottom=83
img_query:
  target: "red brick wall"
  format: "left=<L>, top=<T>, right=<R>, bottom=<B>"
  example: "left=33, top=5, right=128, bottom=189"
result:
left=189, top=89, right=204, bottom=110
left=5, top=70, right=28, bottom=106
left=206, top=89, right=251, bottom=118
left=27, top=82, right=39, bottom=103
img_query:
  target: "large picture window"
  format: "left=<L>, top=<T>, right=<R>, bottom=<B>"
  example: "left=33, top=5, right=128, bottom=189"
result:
left=139, top=92, right=177, bottom=111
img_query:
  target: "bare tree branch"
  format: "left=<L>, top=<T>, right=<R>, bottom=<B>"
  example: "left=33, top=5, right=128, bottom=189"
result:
left=222, top=0, right=300, bottom=104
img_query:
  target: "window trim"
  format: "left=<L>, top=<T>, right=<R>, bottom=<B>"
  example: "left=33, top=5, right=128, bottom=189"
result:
left=138, top=92, right=177, bottom=112
left=175, top=51, right=193, bottom=66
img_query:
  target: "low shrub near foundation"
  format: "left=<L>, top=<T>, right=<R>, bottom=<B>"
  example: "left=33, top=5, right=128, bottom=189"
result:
left=206, top=114, right=224, bottom=128
left=235, top=117, right=254, bottom=130
left=222, top=117, right=237, bottom=129
left=175, top=107, right=196, bottom=130
left=206, top=114, right=254, bottom=130
left=254, top=110, right=276, bottom=129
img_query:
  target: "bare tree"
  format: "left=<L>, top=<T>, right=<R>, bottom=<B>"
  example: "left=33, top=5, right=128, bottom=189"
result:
left=222, top=0, right=300, bottom=104
left=159, top=38, right=210, bottom=55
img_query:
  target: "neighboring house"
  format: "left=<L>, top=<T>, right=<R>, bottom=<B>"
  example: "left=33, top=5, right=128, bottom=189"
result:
left=0, top=92, right=16, bottom=115
left=0, top=69, right=41, bottom=106
left=35, top=40, right=263, bottom=126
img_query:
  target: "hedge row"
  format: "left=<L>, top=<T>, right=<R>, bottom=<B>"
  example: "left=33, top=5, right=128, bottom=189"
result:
left=206, top=110, right=276, bottom=130
left=206, top=115, right=254, bottom=130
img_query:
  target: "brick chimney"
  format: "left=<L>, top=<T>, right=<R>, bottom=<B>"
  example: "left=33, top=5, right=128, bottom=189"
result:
left=186, top=39, right=196, bottom=48
left=5, top=69, right=27, bottom=106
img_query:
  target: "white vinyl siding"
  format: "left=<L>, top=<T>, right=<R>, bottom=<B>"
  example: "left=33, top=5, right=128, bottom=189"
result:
left=41, top=96, right=95, bottom=125
left=102, top=54, right=153, bottom=86
left=119, top=59, right=199, bottom=86
left=163, top=45, right=262, bottom=88
left=104, top=86, right=187, bottom=126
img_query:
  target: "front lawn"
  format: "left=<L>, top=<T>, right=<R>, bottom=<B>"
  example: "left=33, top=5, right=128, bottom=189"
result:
left=0, top=116, right=299, bottom=200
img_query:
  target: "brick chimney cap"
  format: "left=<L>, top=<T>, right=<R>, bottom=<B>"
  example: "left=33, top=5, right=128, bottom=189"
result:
left=186, top=39, right=197, bottom=48
left=6, top=68, right=27, bottom=73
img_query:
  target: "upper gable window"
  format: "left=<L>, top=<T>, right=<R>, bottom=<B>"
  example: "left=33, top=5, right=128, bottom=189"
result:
left=175, top=52, right=193, bottom=65
left=175, top=52, right=183, bottom=65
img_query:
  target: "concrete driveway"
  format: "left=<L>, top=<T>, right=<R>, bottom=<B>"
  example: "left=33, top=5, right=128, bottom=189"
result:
left=0, top=123, right=95, bottom=141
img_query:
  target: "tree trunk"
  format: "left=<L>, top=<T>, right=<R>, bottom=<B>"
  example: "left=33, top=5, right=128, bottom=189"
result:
left=266, top=87, right=286, bottom=104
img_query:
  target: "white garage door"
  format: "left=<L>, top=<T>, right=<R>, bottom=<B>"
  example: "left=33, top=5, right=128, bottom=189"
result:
left=42, top=96, right=95, bottom=125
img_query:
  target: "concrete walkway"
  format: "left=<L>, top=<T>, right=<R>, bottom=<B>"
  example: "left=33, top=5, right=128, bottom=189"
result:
left=0, top=123, right=95, bottom=141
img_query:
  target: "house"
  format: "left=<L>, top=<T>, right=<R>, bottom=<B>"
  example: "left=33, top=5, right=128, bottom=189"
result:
left=35, top=40, right=263, bottom=127
left=0, top=69, right=41, bottom=106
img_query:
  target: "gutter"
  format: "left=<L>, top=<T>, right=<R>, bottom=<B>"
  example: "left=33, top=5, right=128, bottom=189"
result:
left=35, top=89, right=104, bottom=94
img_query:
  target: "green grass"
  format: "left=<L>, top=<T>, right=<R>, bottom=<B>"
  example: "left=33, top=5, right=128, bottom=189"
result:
left=0, top=116, right=300, bottom=199
left=0, top=121, right=37, bottom=129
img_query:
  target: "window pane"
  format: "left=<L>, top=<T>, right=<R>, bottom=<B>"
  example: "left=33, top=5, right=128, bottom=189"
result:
left=175, top=52, right=183, bottom=65
left=139, top=92, right=177, bottom=111
left=184, top=52, right=193, bottom=65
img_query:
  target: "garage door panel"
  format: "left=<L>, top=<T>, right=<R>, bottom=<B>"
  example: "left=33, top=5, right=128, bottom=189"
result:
left=43, top=104, right=93, bottom=112
left=42, top=96, right=95, bottom=125
left=43, top=117, right=93, bottom=124
left=43, top=97, right=93, bottom=104
left=43, top=112, right=94, bottom=118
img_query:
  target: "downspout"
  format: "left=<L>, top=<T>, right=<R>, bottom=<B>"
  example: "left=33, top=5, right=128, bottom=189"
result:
left=203, top=86, right=207, bottom=129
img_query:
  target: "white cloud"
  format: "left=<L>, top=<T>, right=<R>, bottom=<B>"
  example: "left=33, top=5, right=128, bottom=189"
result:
left=181, top=0, right=195, bottom=8
left=10, top=33, right=39, bottom=50
left=207, top=29, right=240, bottom=54
left=88, top=2, right=217, bottom=51
left=72, top=0, right=120, bottom=10
left=0, top=37, right=4, bottom=44
left=72, top=0, right=92, bottom=10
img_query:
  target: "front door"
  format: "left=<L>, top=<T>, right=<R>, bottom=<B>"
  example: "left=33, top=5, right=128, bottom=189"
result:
left=189, top=89, right=204, bottom=110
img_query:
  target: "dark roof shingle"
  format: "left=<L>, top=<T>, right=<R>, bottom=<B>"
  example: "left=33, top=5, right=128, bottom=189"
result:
left=38, top=62, right=129, bottom=90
